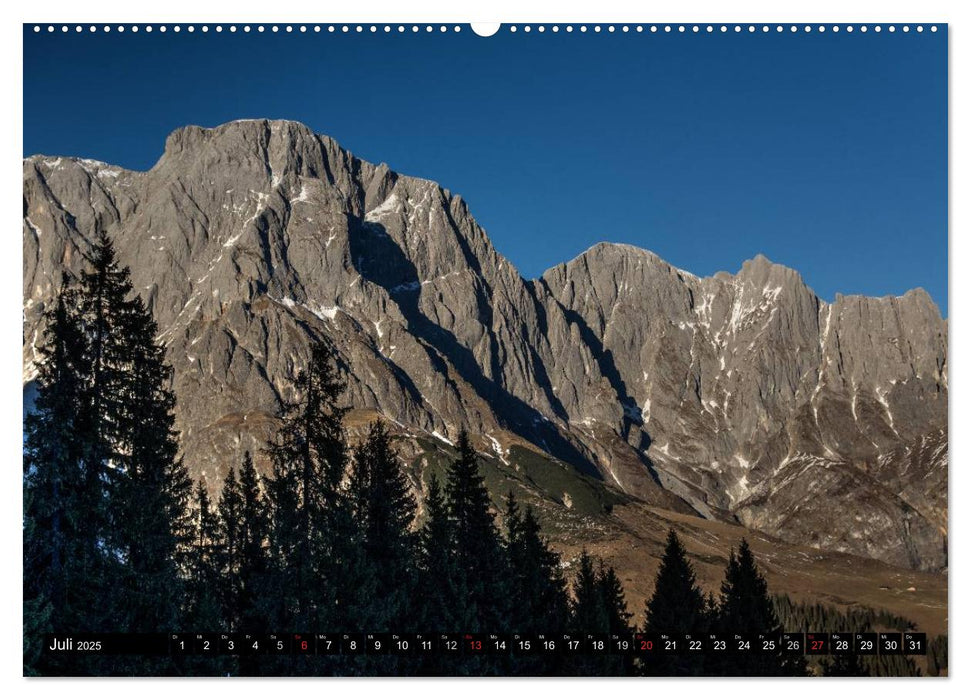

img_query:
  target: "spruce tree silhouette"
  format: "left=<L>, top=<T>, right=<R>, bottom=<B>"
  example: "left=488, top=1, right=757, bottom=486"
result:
left=417, top=474, right=459, bottom=628
left=349, top=422, right=418, bottom=631
left=570, top=551, right=607, bottom=634
left=23, top=277, right=93, bottom=674
left=217, top=463, right=244, bottom=629
left=180, top=482, right=227, bottom=675
left=80, top=234, right=193, bottom=641
left=597, top=561, right=635, bottom=675
left=568, top=551, right=633, bottom=675
left=504, top=492, right=569, bottom=635
left=235, top=451, right=270, bottom=634
left=232, top=451, right=272, bottom=675
left=414, top=473, right=464, bottom=675
left=504, top=492, right=570, bottom=675
left=25, top=236, right=193, bottom=674
left=445, top=430, right=507, bottom=634
left=715, top=539, right=807, bottom=676
left=187, top=481, right=223, bottom=630
left=264, top=338, right=350, bottom=632
left=642, top=529, right=709, bottom=676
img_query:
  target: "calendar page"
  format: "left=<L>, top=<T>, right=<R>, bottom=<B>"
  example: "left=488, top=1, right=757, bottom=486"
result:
left=22, top=19, right=947, bottom=678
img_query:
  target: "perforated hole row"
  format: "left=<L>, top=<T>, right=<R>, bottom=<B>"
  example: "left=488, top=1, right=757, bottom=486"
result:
left=32, top=25, right=466, bottom=34
left=507, top=24, right=937, bottom=34
left=30, top=24, right=941, bottom=35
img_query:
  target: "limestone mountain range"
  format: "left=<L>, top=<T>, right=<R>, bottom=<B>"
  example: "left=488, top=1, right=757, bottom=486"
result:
left=23, top=119, right=948, bottom=572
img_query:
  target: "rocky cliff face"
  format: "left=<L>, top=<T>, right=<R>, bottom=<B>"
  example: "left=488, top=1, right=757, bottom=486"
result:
left=23, top=119, right=948, bottom=570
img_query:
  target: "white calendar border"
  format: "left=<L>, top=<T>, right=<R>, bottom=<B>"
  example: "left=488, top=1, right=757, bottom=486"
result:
left=1, top=1, right=964, bottom=697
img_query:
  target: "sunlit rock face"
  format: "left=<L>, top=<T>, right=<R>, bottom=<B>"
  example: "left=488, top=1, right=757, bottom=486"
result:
left=23, top=119, right=947, bottom=570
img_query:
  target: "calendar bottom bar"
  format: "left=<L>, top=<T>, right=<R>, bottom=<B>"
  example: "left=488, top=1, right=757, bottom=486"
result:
left=42, top=632, right=927, bottom=656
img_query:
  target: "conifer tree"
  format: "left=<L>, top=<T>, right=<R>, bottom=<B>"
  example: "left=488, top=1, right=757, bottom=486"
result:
left=416, top=473, right=460, bottom=632
left=598, top=561, right=636, bottom=675
left=76, top=234, right=192, bottom=634
left=217, top=464, right=244, bottom=628
left=718, top=540, right=776, bottom=633
left=79, top=234, right=136, bottom=478
left=349, top=422, right=417, bottom=630
left=235, top=452, right=270, bottom=633
left=24, top=278, right=98, bottom=640
left=570, top=551, right=607, bottom=634
left=445, top=430, right=507, bottom=631
left=503, top=492, right=525, bottom=629
left=264, top=438, right=303, bottom=630
left=25, top=237, right=191, bottom=673
left=644, top=530, right=707, bottom=635
left=642, top=529, right=709, bottom=675
left=23, top=482, right=54, bottom=675
left=504, top=492, right=569, bottom=634
left=186, top=481, right=223, bottom=630
left=223, top=452, right=273, bottom=676
left=716, top=539, right=806, bottom=676
left=26, top=236, right=192, bottom=644
left=568, top=552, right=632, bottom=676
left=264, top=338, right=357, bottom=631
left=597, top=562, right=633, bottom=637
left=504, top=493, right=570, bottom=675
left=22, top=584, right=52, bottom=676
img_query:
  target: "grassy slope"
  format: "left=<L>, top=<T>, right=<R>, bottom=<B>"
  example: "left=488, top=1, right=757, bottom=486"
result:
left=401, top=433, right=947, bottom=638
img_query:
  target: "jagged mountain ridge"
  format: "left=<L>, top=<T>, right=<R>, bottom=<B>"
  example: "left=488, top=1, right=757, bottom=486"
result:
left=22, top=119, right=948, bottom=570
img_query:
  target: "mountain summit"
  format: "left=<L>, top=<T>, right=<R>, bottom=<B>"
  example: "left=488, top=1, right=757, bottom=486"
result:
left=23, top=119, right=947, bottom=570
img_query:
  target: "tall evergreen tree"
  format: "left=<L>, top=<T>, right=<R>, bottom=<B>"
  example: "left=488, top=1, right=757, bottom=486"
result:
left=716, top=539, right=806, bottom=676
left=24, top=278, right=98, bottom=642
left=416, top=473, right=461, bottom=632
left=504, top=492, right=569, bottom=635
left=25, top=237, right=191, bottom=673
left=504, top=493, right=570, bottom=675
left=597, top=562, right=633, bottom=637
left=568, top=552, right=632, bottom=676
left=264, top=435, right=303, bottom=630
left=186, top=481, right=223, bottom=630
left=445, top=430, right=507, bottom=632
left=23, top=475, right=55, bottom=675
left=718, top=540, right=777, bottom=633
left=26, top=235, right=192, bottom=643
left=225, top=452, right=274, bottom=676
left=217, top=464, right=244, bottom=628
left=22, top=579, right=52, bottom=676
left=598, top=561, right=636, bottom=675
left=76, top=234, right=192, bottom=634
left=235, top=452, right=270, bottom=633
left=264, top=338, right=359, bottom=632
left=349, top=422, right=417, bottom=630
left=570, top=551, right=607, bottom=634
left=641, top=529, right=709, bottom=675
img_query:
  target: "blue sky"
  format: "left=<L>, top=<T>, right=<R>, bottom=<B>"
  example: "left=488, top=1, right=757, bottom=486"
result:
left=23, top=25, right=947, bottom=314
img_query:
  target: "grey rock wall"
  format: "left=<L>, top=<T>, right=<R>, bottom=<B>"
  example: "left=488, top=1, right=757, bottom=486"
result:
left=23, top=119, right=947, bottom=570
